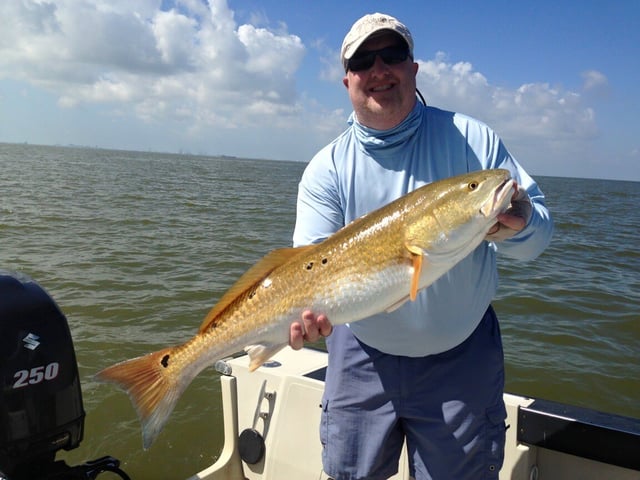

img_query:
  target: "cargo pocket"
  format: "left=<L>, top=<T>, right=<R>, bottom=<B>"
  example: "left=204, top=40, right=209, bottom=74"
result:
left=484, top=402, right=507, bottom=479
left=320, top=398, right=338, bottom=476
left=319, top=398, right=329, bottom=449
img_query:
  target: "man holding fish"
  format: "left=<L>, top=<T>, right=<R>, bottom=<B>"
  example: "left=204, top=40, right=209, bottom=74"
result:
left=97, top=11, right=553, bottom=480
left=290, top=12, right=553, bottom=480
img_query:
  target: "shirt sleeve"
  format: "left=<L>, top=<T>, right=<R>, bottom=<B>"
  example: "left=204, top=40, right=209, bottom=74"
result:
left=292, top=147, right=344, bottom=247
left=490, top=138, right=554, bottom=261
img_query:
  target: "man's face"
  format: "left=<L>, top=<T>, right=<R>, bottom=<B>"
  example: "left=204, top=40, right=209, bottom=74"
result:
left=343, top=32, right=419, bottom=130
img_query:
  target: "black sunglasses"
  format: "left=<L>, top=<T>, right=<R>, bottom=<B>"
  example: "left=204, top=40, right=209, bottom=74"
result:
left=347, top=45, right=410, bottom=72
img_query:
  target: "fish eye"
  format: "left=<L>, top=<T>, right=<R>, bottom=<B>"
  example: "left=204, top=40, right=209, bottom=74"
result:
left=468, top=181, right=478, bottom=190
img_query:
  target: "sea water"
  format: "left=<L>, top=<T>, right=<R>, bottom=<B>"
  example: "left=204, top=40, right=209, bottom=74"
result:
left=1, top=143, right=638, bottom=478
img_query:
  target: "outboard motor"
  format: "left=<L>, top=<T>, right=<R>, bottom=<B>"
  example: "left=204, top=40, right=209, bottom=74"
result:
left=0, top=271, right=129, bottom=480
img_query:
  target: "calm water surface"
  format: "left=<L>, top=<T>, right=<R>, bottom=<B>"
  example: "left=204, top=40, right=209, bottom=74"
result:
left=1, top=143, right=638, bottom=478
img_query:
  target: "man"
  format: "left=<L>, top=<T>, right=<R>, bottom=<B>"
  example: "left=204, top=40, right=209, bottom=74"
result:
left=290, top=13, right=553, bottom=480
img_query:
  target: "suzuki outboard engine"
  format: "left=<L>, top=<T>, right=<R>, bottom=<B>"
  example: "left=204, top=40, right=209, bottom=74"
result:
left=0, top=271, right=129, bottom=480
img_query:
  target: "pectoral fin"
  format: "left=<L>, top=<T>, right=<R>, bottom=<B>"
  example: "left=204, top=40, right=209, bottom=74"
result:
left=406, top=245, right=425, bottom=301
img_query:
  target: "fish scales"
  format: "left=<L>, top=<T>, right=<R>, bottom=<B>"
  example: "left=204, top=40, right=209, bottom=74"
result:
left=97, top=169, right=515, bottom=449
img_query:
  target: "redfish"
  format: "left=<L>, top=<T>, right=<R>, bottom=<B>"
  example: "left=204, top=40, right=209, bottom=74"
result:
left=97, top=169, right=515, bottom=449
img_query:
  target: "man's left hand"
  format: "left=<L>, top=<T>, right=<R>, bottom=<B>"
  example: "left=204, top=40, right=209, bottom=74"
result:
left=486, top=185, right=532, bottom=242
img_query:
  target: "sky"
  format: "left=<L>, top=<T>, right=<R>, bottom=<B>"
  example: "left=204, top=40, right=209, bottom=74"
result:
left=1, top=0, right=638, bottom=181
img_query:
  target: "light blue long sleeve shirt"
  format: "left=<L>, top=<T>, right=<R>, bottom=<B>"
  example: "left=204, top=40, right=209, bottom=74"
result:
left=293, top=101, right=553, bottom=356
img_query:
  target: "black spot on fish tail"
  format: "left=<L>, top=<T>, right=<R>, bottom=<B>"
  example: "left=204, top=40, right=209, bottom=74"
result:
left=161, top=354, right=170, bottom=368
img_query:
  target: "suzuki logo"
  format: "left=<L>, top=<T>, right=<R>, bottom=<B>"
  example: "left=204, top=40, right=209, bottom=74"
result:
left=23, top=333, right=41, bottom=351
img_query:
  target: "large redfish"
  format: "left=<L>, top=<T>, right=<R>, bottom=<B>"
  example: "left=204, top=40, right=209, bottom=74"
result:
left=97, top=169, right=515, bottom=449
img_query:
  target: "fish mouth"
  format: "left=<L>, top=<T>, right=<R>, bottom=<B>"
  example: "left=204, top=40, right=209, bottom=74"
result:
left=481, top=178, right=515, bottom=217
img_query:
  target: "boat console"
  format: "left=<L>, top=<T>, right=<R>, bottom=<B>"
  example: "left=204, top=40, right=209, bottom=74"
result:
left=190, top=347, right=640, bottom=480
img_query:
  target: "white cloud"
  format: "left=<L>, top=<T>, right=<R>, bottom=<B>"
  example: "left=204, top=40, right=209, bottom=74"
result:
left=312, top=38, right=343, bottom=83
left=581, top=70, right=610, bottom=99
left=152, top=10, right=198, bottom=67
left=417, top=52, right=599, bottom=143
left=0, top=1, right=609, bottom=176
left=414, top=52, right=606, bottom=176
left=0, top=0, right=307, bottom=131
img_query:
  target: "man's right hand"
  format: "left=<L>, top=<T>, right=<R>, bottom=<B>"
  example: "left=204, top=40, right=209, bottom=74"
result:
left=289, top=310, right=333, bottom=350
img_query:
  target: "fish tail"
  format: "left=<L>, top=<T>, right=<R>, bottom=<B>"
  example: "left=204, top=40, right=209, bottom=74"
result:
left=96, top=346, right=193, bottom=449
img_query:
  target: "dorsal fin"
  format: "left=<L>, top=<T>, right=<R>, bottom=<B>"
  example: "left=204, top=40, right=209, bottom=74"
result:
left=198, top=245, right=314, bottom=332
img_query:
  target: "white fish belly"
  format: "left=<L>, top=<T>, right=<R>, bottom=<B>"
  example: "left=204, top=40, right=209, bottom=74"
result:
left=305, top=263, right=413, bottom=325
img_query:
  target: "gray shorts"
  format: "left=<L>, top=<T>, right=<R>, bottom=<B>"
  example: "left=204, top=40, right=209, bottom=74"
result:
left=320, top=306, right=506, bottom=480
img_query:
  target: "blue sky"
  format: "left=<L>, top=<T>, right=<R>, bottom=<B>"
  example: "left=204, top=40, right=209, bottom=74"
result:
left=1, top=0, right=638, bottom=181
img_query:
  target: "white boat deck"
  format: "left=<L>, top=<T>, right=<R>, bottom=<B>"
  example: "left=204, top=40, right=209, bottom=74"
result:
left=189, top=347, right=640, bottom=480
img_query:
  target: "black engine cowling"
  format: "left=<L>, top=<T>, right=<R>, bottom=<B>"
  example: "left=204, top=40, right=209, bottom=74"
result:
left=0, top=271, right=84, bottom=478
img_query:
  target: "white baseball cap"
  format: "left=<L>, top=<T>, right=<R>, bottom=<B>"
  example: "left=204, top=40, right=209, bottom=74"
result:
left=341, top=13, right=414, bottom=72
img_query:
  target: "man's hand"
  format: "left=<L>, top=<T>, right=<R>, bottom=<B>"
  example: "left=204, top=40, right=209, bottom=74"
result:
left=486, top=184, right=532, bottom=242
left=289, top=310, right=333, bottom=350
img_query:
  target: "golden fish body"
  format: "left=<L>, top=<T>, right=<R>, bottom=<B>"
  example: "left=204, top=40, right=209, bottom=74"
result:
left=97, top=169, right=515, bottom=448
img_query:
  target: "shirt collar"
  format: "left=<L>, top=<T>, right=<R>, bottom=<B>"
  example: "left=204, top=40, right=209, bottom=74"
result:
left=349, top=101, right=423, bottom=153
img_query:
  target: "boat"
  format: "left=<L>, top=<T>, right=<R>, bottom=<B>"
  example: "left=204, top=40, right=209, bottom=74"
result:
left=1, top=271, right=639, bottom=479
left=188, top=346, right=640, bottom=480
